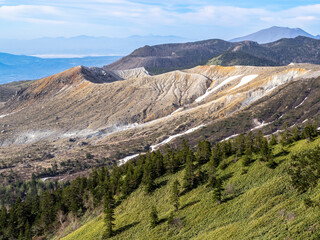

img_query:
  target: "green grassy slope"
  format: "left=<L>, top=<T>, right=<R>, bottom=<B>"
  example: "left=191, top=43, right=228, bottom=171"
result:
left=207, top=51, right=276, bottom=67
left=62, top=137, right=320, bottom=240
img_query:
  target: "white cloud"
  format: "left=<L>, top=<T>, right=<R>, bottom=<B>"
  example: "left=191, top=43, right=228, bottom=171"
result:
left=0, top=5, right=64, bottom=23
left=0, top=2, right=319, bottom=38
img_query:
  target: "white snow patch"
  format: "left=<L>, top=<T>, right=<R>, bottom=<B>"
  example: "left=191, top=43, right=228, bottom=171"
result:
left=195, top=75, right=243, bottom=103
left=118, top=154, right=140, bottom=166
left=220, top=134, right=239, bottom=142
left=317, top=127, right=320, bottom=131
left=295, top=97, right=308, bottom=109
left=41, top=177, right=54, bottom=182
left=150, top=124, right=206, bottom=151
left=170, top=107, right=183, bottom=115
left=228, top=75, right=258, bottom=92
left=118, top=124, right=206, bottom=166
left=0, top=108, right=24, bottom=119
left=250, top=121, right=273, bottom=131
left=0, top=113, right=10, bottom=119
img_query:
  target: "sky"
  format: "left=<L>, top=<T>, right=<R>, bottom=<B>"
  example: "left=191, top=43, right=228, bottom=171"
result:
left=0, top=0, right=320, bottom=40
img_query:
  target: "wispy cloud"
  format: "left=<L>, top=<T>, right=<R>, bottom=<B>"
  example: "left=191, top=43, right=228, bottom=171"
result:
left=0, top=1, right=319, bottom=39
left=0, top=5, right=65, bottom=24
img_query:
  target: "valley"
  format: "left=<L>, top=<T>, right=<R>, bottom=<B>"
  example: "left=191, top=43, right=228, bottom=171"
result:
left=0, top=22, right=320, bottom=240
left=0, top=63, right=320, bottom=185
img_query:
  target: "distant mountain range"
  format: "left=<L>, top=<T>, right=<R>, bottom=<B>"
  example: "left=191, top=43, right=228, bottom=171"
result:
left=2, top=26, right=320, bottom=84
left=105, top=36, right=320, bottom=74
left=0, top=53, right=120, bottom=84
left=0, top=35, right=189, bottom=57
left=230, top=26, right=320, bottom=43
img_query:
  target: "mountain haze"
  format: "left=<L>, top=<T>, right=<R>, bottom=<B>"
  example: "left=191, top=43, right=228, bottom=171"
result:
left=0, top=52, right=120, bottom=83
left=0, top=35, right=188, bottom=57
left=230, top=26, right=318, bottom=43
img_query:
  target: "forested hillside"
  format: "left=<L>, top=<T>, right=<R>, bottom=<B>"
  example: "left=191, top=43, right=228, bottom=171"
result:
left=1, top=121, right=320, bottom=239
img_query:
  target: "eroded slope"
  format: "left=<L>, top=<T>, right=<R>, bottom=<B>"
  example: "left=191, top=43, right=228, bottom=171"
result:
left=1, top=64, right=320, bottom=181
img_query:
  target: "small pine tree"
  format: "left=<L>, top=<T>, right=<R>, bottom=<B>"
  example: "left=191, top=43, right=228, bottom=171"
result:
left=213, top=178, right=223, bottom=204
left=292, top=126, right=301, bottom=141
left=142, top=167, right=155, bottom=194
left=235, top=134, right=246, bottom=156
left=196, top=140, right=211, bottom=165
left=260, top=137, right=271, bottom=161
left=183, top=155, right=196, bottom=190
left=245, top=132, right=254, bottom=154
left=149, top=206, right=158, bottom=228
left=280, top=122, right=293, bottom=146
left=210, top=144, right=222, bottom=167
left=0, top=205, right=7, bottom=230
left=303, top=121, right=318, bottom=141
left=242, top=148, right=252, bottom=167
left=269, top=134, right=277, bottom=146
left=164, top=145, right=179, bottom=174
left=103, top=190, right=115, bottom=238
left=207, top=160, right=217, bottom=190
left=23, top=221, right=31, bottom=240
left=171, top=180, right=180, bottom=211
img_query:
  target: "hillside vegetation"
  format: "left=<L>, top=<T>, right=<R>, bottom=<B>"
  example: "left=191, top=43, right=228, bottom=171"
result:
left=62, top=124, right=320, bottom=240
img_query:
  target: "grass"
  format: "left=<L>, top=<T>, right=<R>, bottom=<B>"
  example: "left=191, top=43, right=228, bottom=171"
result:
left=62, top=137, right=320, bottom=240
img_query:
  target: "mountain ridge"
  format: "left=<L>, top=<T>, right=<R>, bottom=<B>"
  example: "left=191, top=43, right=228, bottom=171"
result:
left=106, top=36, right=320, bottom=74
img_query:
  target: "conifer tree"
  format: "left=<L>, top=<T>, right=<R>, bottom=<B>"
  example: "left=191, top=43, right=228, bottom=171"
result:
left=292, top=126, right=301, bottom=141
left=254, top=130, right=264, bottom=153
left=163, top=144, right=180, bottom=174
left=171, top=180, right=180, bottom=211
left=213, top=178, right=223, bottom=204
left=183, top=154, right=196, bottom=190
left=210, top=144, right=222, bottom=167
left=180, top=139, right=191, bottom=164
left=280, top=122, right=293, bottom=146
left=221, top=140, right=232, bottom=157
left=245, top=132, right=255, bottom=154
left=103, top=189, right=115, bottom=238
left=154, top=151, right=165, bottom=177
left=142, top=165, right=155, bottom=194
left=269, top=134, right=277, bottom=146
left=260, top=137, right=271, bottom=161
left=303, top=121, right=318, bottom=141
left=242, top=148, right=252, bottom=167
left=24, top=221, right=31, bottom=240
left=207, top=159, right=217, bottom=190
left=149, top=206, right=158, bottom=228
left=196, top=140, right=211, bottom=165
left=235, top=134, right=246, bottom=156
left=0, top=205, right=7, bottom=238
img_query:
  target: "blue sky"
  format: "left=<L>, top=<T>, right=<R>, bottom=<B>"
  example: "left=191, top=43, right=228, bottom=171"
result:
left=0, top=0, right=319, bottom=40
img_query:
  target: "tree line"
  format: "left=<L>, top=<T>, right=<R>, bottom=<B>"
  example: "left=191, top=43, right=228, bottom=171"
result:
left=0, top=121, right=318, bottom=239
